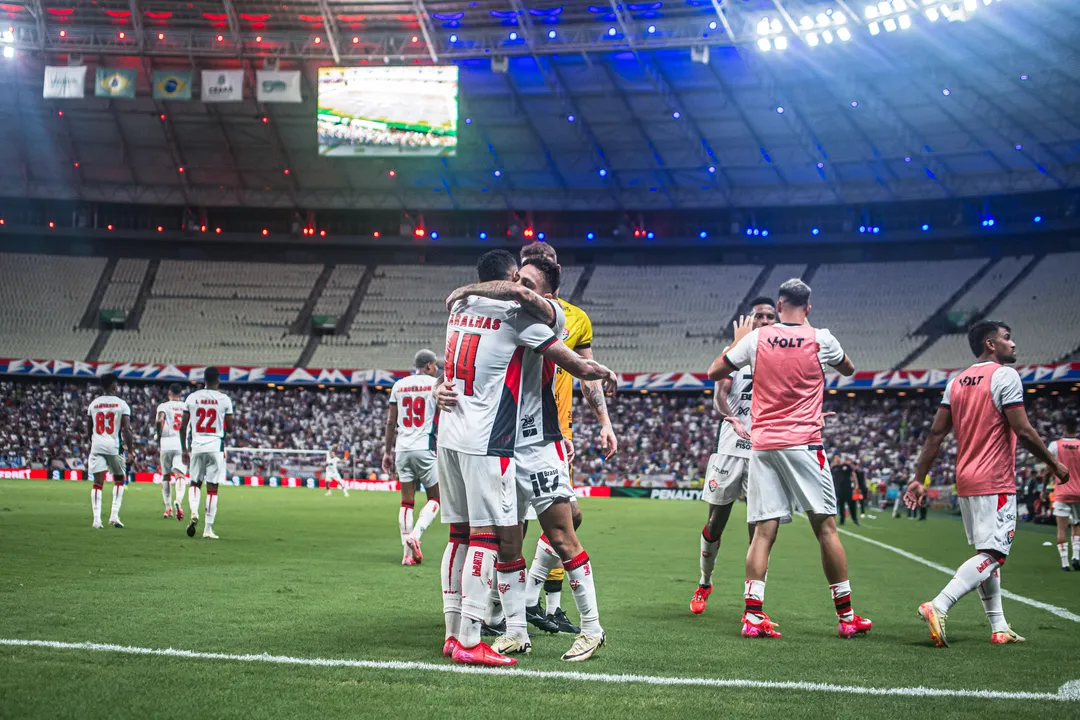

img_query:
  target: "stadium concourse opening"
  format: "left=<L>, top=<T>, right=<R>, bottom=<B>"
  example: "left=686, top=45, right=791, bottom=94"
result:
left=3, top=0, right=1080, bottom=714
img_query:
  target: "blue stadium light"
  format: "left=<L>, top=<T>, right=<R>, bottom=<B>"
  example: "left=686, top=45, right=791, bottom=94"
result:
left=567, top=114, right=575, bottom=122
left=988, top=218, right=995, bottom=226
left=548, top=30, right=557, bottom=39
left=598, top=168, right=607, bottom=177
left=494, top=170, right=501, bottom=177
left=586, top=232, right=595, bottom=240
left=430, top=231, right=439, bottom=240
left=762, top=230, right=769, bottom=237
left=608, top=27, right=616, bottom=36
left=538, top=232, right=545, bottom=240
left=509, top=32, right=518, bottom=40
left=647, top=25, right=656, bottom=34
left=776, top=106, right=784, bottom=114
left=1014, top=144, right=1023, bottom=151
left=1034, top=215, right=1042, bottom=223
left=904, top=156, right=911, bottom=163
left=449, top=34, right=458, bottom=43
left=699, top=231, right=707, bottom=239
left=816, top=162, right=824, bottom=169
left=752, top=229, right=760, bottom=236
left=479, top=232, right=488, bottom=240
left=812, top=228, right=820, bottom=236
left=746, top=228, right=753, bottom=236
left=1020, top=74, right=1029, bottom=81
left=922, top=224, right=930, bottom=231
left=859, top=226, right=866, bottom=233
left=646, top=231, right=655, bottom=239
left=672, top=111, right=681, bottom=119
left=708, top=166, right=716, bottom=174
left=872, top=227, right=880, bottom=234
left=709, top=21, right=717, bottom=29
left=941, top=88, right=950, bottom=96
left=465, top=118, right=472, bottom=124
left=850, top=101, right=859, bottom=108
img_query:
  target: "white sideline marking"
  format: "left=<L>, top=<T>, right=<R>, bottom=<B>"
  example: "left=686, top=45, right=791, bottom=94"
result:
left=835, top=527, right=1080, bottom=623
left=1, top=638, right=1076, bottom=703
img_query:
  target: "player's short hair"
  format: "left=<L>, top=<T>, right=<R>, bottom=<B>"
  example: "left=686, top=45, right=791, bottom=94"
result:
left=414, top=348, right=438, bottom=369
left=101, top=373, right=118, bottom=391
left=476, top=249, right=518, bottom=282
left=520, top=241, right=557, bottom=264
left=523, top=257, right=561, bottom=294
left=204, top=366, right=221, bottom=385
left=1066, top=416, right=1078, bottom=437
left=778, top=279, right=811, bottom=308
left=168, top=382, right=184, bottom=396
left=967, top=320, right=1010, bottom=358
left=748, top=296, right=776, bottom=310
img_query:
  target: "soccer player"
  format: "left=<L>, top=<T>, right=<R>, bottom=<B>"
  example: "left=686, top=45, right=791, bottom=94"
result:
left=437, top=249, right=616, bottom=666
left=87, top=373, right=135, bottom=529
left=324, top=446, right=349, bottom=498
left=180, top=366, right=234, bottom=540
left=1048, top=419, right=1080, bottom=571
left=709, top=278, right=872, bottom=640
left=905, top=320, right=1069, bottom=647
left=382, top=349, right=440, bottom=565
left=155, top=383, right=187, bottom=521
left=517, top=242, right=617, bottom=633
left=691, top=297, right=776, bottom=615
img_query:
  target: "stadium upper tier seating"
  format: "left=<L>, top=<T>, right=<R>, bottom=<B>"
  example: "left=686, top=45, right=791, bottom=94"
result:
left=0, top=251, right=1076, bottom=371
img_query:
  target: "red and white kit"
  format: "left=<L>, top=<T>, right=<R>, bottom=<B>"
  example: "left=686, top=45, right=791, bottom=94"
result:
left=88, top=395, right=131, bottom=477
left=703, top=368, right=753, bottom=507
left=1050, top=439, right=1080, bottom=524
left=157, top=399, right=187, bottom=476
left=184, top=388, right=234, bottom=485
left=389, top=373, right=439, bottom=488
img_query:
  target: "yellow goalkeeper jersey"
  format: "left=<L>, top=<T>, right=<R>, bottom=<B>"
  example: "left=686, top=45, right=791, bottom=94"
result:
left=554, top=298, right=593, bottom=440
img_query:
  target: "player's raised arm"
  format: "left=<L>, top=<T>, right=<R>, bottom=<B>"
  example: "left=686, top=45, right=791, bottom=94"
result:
left=905, top=406, right=953, bottom=508
left=539, top=339, right=618, bottom=394
left=445, top=281, right=557, bottom=327
left=1004, top=406, right=1069, bottom=484
left=708, top=316, right=754, bottom=381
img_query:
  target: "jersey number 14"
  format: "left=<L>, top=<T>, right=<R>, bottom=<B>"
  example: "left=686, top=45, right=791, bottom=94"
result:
left=445, top=331, right=480, bottom=396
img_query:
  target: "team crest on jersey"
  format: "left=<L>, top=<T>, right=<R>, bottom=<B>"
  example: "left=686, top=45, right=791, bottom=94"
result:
left=560, top=328, right=570, bottom=341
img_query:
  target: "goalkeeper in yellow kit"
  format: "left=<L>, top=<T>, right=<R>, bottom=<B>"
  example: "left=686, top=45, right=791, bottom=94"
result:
left=519, top=242, right=618, bottom=634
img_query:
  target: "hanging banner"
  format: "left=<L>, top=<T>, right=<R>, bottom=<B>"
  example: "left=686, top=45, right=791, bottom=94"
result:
left=152, top=70, right=193, bottom=100
left=201, top=70, right=244, bottom=102
left=43, top=65, right=87, bottom=99
left=95, top=67, right=136, bottom=98
left=256, top=70, right=302, bottom=103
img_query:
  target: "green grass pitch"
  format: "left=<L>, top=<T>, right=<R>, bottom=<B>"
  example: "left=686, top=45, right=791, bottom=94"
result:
left=1, top=480, right=1078, bottom=719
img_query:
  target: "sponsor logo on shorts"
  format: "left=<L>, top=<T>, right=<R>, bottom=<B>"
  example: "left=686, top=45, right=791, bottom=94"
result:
left=736, top=439, right=752, bottom=451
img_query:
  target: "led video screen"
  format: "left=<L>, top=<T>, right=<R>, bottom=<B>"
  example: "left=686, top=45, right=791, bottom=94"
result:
left=317, top=66, right=459, bottom=157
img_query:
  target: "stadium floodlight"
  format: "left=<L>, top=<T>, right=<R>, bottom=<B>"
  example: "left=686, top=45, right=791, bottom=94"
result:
left=801, top=16, right=814, bottom=29
left=567, top=114, right=575, bottom=122
left=757, top=17, right=771, bottom=35
left=709, top=21, right=717, bottom=29
left=879, top=1, right=892, bottom=14
left=608, top=27, right=616, bottom=36
left=806, top=32, right=819, bottom=46
left=926, top=7, right=939, bottom=20
left=869, top=21, right=880, bottom=34
left=708, top=165, right=716, bottom=173
left=837, top=27, right=851, bottom=41
left=834, top=13, right=847, bottom=24
left=548, top=30, right=557, bottom=38
left=898, top=14, right=912, bottom=28
left=2, top=46, right=12, bottom=59
left=816, top=13, right=830, bottom=26
left=893, top=0, right=905, bottom=11
left=964, top=0, right=976, bottom=10
left=885, top=17, right=898, bottom=31
left=823, top=30, right=834, bottom=43
left=449, top=34, right=458, bottom=42
left=648, top=25, right=656, bottom=33
left=494, top=170, right=502, bottom=177
left=776, top=106, right=784, bottom=114
left=774, top=36, right=788, bottom=50
left=758, top=37, right=771, bottom=51
left=865, top=5, right=878, bottom=19
left=772, top=19, right=782, bottom=33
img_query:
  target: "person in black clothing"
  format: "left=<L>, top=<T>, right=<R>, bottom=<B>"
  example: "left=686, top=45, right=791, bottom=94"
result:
left=855, top=466, right=868, bottom=518
left=831, top=456, right=860, bottom=526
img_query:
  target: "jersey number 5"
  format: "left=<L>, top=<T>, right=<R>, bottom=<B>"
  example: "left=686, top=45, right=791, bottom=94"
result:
left=94, top=412, right=115, bottom=435
left=195, top=407, right=218, bottom=434
left=401, top=396, right=426, bottom=428
left=445, top=331, right=480, bottom=396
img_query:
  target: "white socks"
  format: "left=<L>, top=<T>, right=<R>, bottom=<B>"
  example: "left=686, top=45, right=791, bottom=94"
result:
left=161, top=480, right=171, bottom=508
left=411, top=500, right=440, bottom=541
left=188, top=485, right=201, bottom=518
left=1059, top=543, right=1070, bottom=569
left=546, top=590, right=562, bottom=615
left=459, top=534, right=498, bottom=648
left=526, top=535, right=561, bottom=608
left=744, top=579, right=766, bottom=622
left=174, top=478, right=186, bottom=508
left=934, top=553, right=1000, bottom=615
left=398, top=503, right=414, bottom=547
left=1073, top=536, right=1080, bottom=561
left=978, top=567, right=1009, bottom=632
left=441, top=526, right=468, bottom=640
left=700, top=528, right=720, bottom=587
left=564, top=551, right=602, bottom=636
left=830, top=580, right=854, bottom=621
left=496, top=558, right=528, bottom=642
left=91, top=484, right=103, bottom=524
left=110, top=483, right=125, bottom=522
left=205, top=490, right=218, bottom=533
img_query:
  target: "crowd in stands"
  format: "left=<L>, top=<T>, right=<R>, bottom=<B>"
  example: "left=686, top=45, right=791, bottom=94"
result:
left=1, top=380, right=1077, bottom=497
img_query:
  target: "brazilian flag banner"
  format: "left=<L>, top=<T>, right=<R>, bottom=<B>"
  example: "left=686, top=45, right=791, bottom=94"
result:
left=152, top=70, right=192, bottom=100
left=95, top=68, right=136, bottom=98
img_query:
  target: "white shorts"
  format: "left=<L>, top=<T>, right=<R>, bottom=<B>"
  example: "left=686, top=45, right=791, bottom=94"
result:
left=747, top=446, right=835, bottom=524
left=160, top=449, right=186, bottom=477
left=515, top=442, right=573, bottom=523
left=325, top=469, right=342, bottom=482
left=437, top=448, right=516, bottom=527
left=397, top=449, right=438, bottom=489
left=189, top=451, right=227, bottom=486
left=703, top=453, right=748, bottom=506
left=959, top=494, right=1017, bottom=556
left=89, top=453, right=125, bottom=478
left=1053, top=501, right=1080, bottom=525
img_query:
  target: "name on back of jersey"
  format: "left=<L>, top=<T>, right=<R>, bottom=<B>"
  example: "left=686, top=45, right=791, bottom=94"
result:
left=448, top=312, right=502, bottom=331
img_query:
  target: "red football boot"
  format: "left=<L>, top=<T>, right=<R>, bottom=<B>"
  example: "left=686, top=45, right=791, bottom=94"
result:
left=690, top=585, right=712, bottom=615
left=451, top=641, right=517, bottom=666
left=741, top=612, right=782, bottom=639
left=442, top=637, right=460, bottom=658
left=838, top=614, right=873, bottom=639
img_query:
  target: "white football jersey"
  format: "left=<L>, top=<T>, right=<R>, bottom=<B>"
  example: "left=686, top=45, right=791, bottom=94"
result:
left=88, top=395, right=131, bottom=456
left=389, top=373, right=438, bottom=453
left=438, top=296, right=559, bottom=457
left=184, top=388, right=234, bottom=453
left=325, top=453, right=341, bottom=474
left=715, top=369, right=754, bottom=459
left=517, top=299, right=566, bottom=449
left=156, top=400, right=186, bottom=451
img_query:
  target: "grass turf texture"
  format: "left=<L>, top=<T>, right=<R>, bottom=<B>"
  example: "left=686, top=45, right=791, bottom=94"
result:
left=1, top=480, right=1078, bottom=719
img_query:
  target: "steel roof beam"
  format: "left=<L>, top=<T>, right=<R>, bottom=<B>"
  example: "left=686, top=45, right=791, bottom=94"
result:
left=412, top=0, right=440, bottom=64
left=314, top=0, right=343, bottom=65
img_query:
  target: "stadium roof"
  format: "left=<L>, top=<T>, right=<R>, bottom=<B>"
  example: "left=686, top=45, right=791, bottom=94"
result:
left=0, top=0, right=1077, bottom=210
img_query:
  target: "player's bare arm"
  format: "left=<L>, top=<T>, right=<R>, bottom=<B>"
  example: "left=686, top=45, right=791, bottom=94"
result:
left=382, top=403, right=398, bottom=474
left=905, top=406, right=953, bottom=508
left=155, top=411, right=165, bottom=442
left=445, top=281, right=557, bottom=326
left=179, top=410, right=190, bottom=463
left=707, top=315, right=754, bottom=381
left=578, top=345, right=618, bottom=459
left=832, top=355, right=856, bottom=377
left=224, top=412, right=234, bottom=435
left=1004, top=405, right=1070, bottom=484
left=713, top=376, right=750, bottom=441
left=540, top=340, right=618, bottom=394
left=120, top=415, right=135, bottom=464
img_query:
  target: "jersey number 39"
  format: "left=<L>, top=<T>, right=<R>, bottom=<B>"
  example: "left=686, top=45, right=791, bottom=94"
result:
left=445, top=331, right=480, bottom=396
left=401, top=396, right=426, bottom=428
